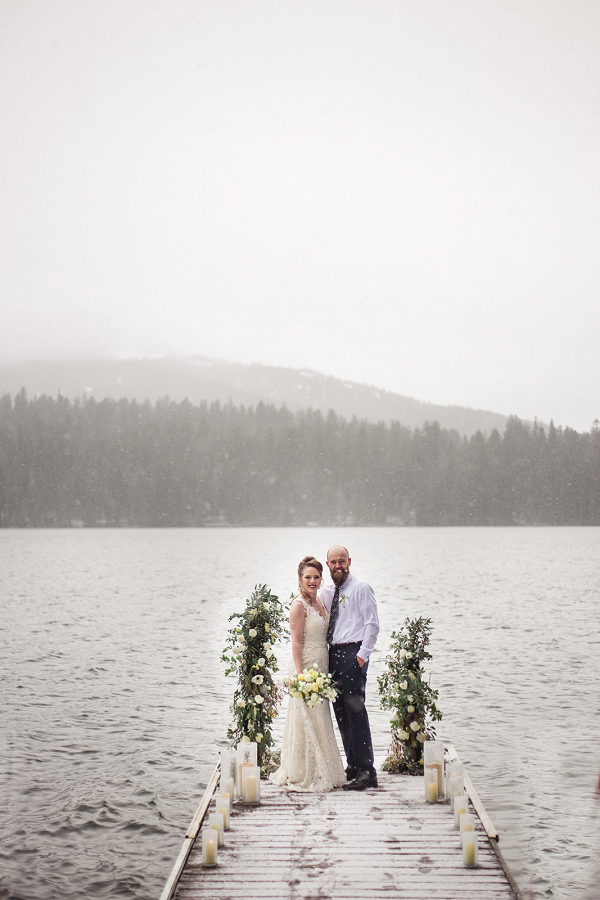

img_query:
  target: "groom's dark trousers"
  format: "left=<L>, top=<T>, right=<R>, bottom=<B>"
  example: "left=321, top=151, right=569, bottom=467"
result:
left=329, top=642, right=376, bottom=777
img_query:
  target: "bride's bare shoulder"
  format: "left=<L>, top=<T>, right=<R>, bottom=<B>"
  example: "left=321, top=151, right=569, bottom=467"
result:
left=289, top=596, right=307, bottom=626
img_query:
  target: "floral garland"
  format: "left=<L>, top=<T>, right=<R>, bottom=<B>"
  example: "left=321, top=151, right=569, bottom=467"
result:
left=221, top=584, right=287, bottom=773
left=377, top=616, right=443, bottom=775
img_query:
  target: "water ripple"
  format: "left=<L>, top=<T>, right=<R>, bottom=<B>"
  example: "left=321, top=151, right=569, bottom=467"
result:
left=1, top=526, right=599, bottom=899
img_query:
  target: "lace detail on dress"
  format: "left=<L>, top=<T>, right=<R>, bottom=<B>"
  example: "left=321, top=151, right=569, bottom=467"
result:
left=269, top=598, right=345, bottom=793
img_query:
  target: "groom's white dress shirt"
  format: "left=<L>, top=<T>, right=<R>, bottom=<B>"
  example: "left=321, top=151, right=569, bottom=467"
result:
left=321, top=572, right=380, bottom=662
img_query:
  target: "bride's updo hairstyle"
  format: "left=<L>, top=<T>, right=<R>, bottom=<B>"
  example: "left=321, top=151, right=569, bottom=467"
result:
left=297, top=556, right=323, bottom=580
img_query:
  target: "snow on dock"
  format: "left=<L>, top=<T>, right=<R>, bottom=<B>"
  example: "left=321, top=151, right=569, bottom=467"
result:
left=160, top=753, right=523, bottom=900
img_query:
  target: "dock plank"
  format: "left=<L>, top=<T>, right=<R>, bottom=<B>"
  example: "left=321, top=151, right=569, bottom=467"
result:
left=174, top=772, right=519, bottom=900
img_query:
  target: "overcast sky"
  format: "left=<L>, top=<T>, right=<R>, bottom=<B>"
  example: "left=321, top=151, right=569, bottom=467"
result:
left=1, top=1, right=599, bottom=430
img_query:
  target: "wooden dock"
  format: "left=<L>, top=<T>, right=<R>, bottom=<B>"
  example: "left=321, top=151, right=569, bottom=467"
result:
left=160, top=748, right=523, bottom=900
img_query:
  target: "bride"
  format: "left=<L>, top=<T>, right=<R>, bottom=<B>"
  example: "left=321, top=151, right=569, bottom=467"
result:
left=270, top=556, right=346, bottom=792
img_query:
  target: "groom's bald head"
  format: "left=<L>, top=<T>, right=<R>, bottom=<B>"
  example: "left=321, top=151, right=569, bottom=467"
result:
left=327, top=545, right=349, bottom=563
left=326, top=545, right=351, bottom=585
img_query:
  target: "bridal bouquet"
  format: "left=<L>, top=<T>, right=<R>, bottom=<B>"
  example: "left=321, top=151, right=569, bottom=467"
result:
left=285, top=667, right=338, bottom=707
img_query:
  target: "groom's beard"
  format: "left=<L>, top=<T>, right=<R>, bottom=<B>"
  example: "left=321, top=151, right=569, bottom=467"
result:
left=331, top=566, right=349, bottom=586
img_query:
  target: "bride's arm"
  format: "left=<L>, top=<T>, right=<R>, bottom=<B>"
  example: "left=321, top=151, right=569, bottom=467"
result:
left=289, top=598, right=306, bottom=675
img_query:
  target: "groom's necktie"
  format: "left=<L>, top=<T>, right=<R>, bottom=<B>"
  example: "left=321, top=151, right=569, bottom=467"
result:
left=326, top=585, right=340, bottom=645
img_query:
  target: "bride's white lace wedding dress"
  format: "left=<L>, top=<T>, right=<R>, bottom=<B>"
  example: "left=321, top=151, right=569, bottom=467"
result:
left=270, top=598, right=346, bottom=792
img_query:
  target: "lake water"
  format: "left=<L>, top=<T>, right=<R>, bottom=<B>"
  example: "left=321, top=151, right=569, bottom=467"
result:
left=1, top=526, right=599, bottom=899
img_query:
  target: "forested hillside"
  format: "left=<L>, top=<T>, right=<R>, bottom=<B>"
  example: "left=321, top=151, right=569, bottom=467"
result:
left=1, top=391, right=598, bottom=527
left=0, top=357, right=512, bottom=436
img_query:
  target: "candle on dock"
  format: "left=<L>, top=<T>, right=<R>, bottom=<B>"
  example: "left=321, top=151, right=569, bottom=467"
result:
left=242, top=765, right=261, bottom=804
left=219, top=790, right=232, bottom=815
left=423, top=741, right=445, bottom=797
left=446, top=759, right=464, bottom=782
left=459, top=812, right=475, bottom=840
left=454, top=793, right=469, bottom=828
left=447, top=773, right=464, bottom=810
left=424, top=766, right=439, bottom=803
left=208, top=812, right=225, bottom=846
left=201, top=828, right=218, bottom=866
left=236, top=742, right=258, bottom=799
left=216, top=798, right=230, bottom=830
left=222, top=776, right=235, bottom=806
left=462, top=831, right=479, bottom=867
left=220, top=748, right=237, bottom=784
left=238, top=762, right=252, bottom=799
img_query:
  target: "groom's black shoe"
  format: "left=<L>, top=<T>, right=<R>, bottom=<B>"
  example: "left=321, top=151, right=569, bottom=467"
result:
left=342, top=771, right=378, bottom=791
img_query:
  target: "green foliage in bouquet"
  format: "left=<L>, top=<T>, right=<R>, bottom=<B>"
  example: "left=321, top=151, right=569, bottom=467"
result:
left=221, top=584, right=287, bottom=775
left=377, top=616, right=443, bottom=775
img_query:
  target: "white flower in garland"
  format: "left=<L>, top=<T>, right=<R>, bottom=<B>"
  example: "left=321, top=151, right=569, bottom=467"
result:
left=257, top=657, right=265, bottom=667
left=400, top=680, right=408, bottom=690
left=237, top=635, right=245, bottom=644
left=407, top=705, right=415, bottom=713
left=410, top=721, right=420, bottom=732
left=254, top=695, right=264, bottom=705
left=236, top=698, right=245, bottom=707
left=248, top=628, right=257, bottom=638
left=251, top=674, right=264, bottom=685
left=397, top=730, right=410, bottom=740
left=256, top=733, right=264, bottom=742
left=417, top=733, right=426, bottom=743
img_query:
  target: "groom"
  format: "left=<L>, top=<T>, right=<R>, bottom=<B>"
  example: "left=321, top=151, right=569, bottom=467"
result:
left=322, top=545, right=379, bottom=791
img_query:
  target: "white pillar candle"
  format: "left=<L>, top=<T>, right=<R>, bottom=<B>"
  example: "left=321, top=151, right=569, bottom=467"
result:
left=244, top=775, right=259, bottom=803
left=236, top=742, right=257, bottom=799
left=242, top=765, right=261, bottom=804
left=424, top=767, right=439, bottom=803
left=237, top=762, right=252, bottom=799
left=462, top=831, right=479, bottom=867
left=446, top=759, right=463, bottom=782
left=447, top=773, right=464, bottom=810
left=460, top=812, right=475, bottom=839
left=201, top=828, right=218, bottom=866
left=220, top=749, right=237, bottom=783
left=219, top=791, right=232, bottom=816
left=222, top=777, right=235, bottom=805
left=423, top=741, right=445, bottom=797
left=208, top=812, right=225, bottom=846
left=216, top=798, right=230, bottom=830
left=454, top=794, right=469, bottom=829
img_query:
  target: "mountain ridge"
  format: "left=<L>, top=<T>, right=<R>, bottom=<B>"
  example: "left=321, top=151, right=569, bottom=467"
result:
left=0, top=356, right=521, bottom=436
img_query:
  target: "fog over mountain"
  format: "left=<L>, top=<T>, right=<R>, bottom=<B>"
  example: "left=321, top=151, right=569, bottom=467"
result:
left=0, top=357, right=525, bottom=436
